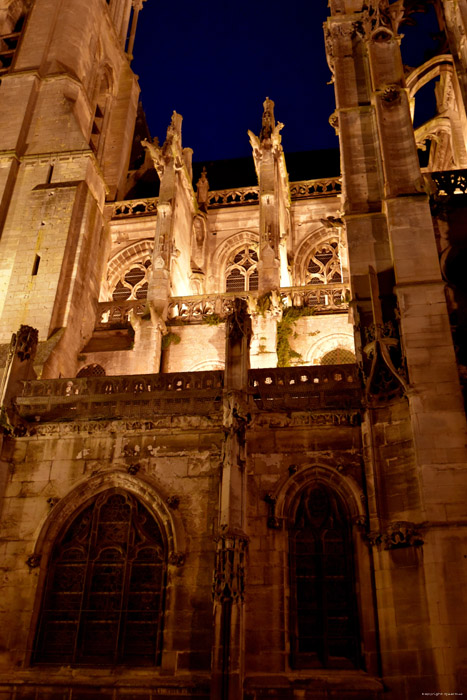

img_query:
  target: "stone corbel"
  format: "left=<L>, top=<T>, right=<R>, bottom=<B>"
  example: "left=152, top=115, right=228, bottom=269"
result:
left=366, top=521, right=425, bottom=549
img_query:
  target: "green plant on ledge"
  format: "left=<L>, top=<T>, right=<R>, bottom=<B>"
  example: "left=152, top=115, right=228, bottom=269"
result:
left=276, top=306, right=315, bottom=367
left=203, top=313, right=223, bottom=326
left=161, top=332, right=181, bottom=349
left=256, top=291, right=273, bottom=316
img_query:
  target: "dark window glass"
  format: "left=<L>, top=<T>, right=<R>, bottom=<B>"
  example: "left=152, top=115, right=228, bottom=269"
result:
left=33, top=491, right=166, bottom=666
left=289, top=485, right=360, bottom=669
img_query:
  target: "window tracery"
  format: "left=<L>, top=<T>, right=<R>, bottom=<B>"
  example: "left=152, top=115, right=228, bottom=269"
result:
left=289, top=484, right=360, bottom=669
left=306, top=241, right=342, bottom=285
left=112, top=259, right=152, bottom=301
left=33, top=491, right=166, bottom=666
left=225, top=246, right=259, bottom=292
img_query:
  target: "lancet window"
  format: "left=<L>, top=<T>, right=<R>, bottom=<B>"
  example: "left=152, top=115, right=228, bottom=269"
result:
left=33, top=491, right=166, bottom=666
left=306, top=241, right=342, bottom=285
left=289, top=484, right=360, bottom=669
left=0, top=14, right=25, bottom=76
left=112, top=259, right=151, bottom=301
left=225, top=245, right=259, bottom=292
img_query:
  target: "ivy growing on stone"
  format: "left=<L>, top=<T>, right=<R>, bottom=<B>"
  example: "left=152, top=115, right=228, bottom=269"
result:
left=276, top=306, right=315, bottom=367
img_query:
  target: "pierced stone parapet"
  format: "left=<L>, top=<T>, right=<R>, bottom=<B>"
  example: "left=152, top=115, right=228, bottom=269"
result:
left=163, top=284, right=349, bottom=325
left=111, top=197, right=158, bottom=218
left=428, top=169, right=467, bottom=197
left=289, top=177, right=342, bottom=199
left=249, top=364, right=362, bottom=411
left=208, top=186, right=259, bottom=208
left=16, top=371, right=224, bottom=422
left=95, top=300, right=146, bottom=330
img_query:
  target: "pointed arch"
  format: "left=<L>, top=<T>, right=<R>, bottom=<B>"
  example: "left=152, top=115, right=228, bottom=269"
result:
left=209, top=230, right=259, bottom=292
left=27, top=472, right=185, bottom=666
left=105, top=239, right=154, bottom=300
left=32, top=489, right=167, bottom=665
left=275, top=465, right=364, bottom=670
left=294, top=227, right=347, bottom=287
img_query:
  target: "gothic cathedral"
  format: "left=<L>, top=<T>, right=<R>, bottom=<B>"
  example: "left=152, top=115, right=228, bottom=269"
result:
left=0, top=0, right=466, bottom=698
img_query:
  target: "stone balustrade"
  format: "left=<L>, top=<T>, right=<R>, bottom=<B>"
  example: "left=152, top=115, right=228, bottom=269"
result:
left=95, top=300, right=147, bottom=329
left=15, top=365, right=361, bottom=423
left=208, top=186, right=259, bottom=207
left=110, top=177, right=343, bottom=219
left=289, top=177, right=342, bottom=199
left=16, top=371, right=224, bottom=422
left=428, top=169, right=467, bottom=197
left=95, top=284, right=349, bottom=329
left=249, top=364, right=361, bottom=411
left=111, top=198, right=158, bottom=217
left=279, top=284, right=349, bottom=311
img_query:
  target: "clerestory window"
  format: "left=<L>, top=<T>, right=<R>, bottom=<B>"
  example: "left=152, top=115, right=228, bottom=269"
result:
left=289, top=484, right=360, bottom=669
left=225, top=246, right=259, bottom=292
left=33, top=491, right=166, bottom=666
left=306, top=241, right=342, bottom=285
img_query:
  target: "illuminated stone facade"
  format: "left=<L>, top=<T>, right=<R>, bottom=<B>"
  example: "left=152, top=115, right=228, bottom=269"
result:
left=0, top=1, right=466, bottom=699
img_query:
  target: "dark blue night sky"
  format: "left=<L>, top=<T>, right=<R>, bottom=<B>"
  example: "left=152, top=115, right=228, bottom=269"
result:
left=132, top=1, right=440, bottom=163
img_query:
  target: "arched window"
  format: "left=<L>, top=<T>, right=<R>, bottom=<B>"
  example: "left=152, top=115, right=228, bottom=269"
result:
left=33, top=491, right=166, bottom=666
left=306, top=241, right=342, bottom=285
left=112, top=258, right=151, bottom=301
left=289, top=484, right=360, bottom=669
left=225, top=246, right=259, bottom=292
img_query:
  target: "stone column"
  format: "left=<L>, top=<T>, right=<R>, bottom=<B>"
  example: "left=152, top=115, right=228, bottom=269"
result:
left=326, top=2, right=467, bottom=695
left=211, top=299, right=251, bottom=700
left=441, top=0, right=467, bottom=107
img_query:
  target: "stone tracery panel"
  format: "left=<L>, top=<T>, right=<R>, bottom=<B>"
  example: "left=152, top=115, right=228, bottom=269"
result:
left=225, top=245, right=259, bottom=292
left=294, top=228, right=347, bottom=287
left=209, top=231, right=259, bottom=293
left=106, top=239, right=154, bottom=301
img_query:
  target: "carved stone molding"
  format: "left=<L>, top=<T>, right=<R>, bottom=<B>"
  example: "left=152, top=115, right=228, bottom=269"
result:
left=166, top=495, right=180, bottom=510
left=168, top=551, right=185, bottom=567
left=367, top=521, right=424, bottom=549
left=13, top=325, right=38, bottom=362
left=127, top=463, right=140, bottom=475
left=251, top=410, right=361, bottom=429
left=329, top=110, right=339, bottom=134
left=380, top=84, right=402, bottom=103
left=213, top=527, right=249, bottom=603
left=26, top=554, right=41, bottom=568
left=24, top=414, right=223, bottom=437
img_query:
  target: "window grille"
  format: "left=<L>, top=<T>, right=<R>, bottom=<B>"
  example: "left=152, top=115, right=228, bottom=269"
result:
left=306, top=241, right=342, bottom=285
left=320, top=348, right=356, bottom=365
left=225, top=246, right=259, bottom=292
left=33, top=491, right=166, bottom=666
left=289, top=485, right=360, bottom=669
left=77, top=364, right=106, bottom=377
left=112, top=259, right=151, bottom=301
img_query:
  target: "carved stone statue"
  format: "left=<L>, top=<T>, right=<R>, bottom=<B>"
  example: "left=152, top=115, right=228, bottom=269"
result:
left=196, top=167, right=209, bottom=211
left=260, top=96, right=275, bottom=142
